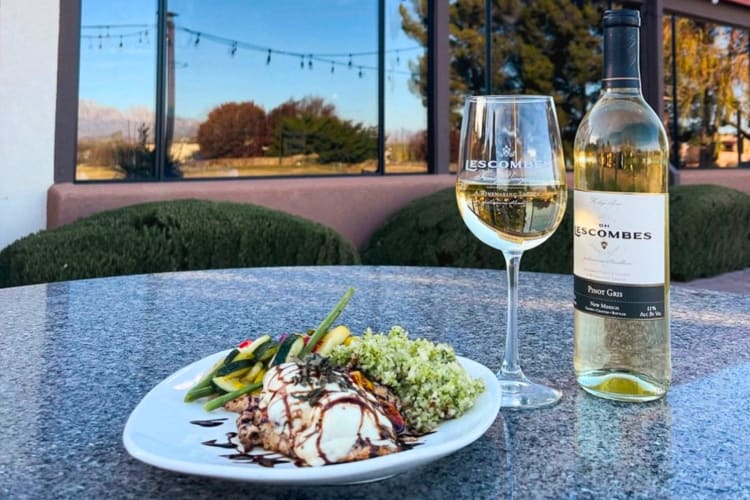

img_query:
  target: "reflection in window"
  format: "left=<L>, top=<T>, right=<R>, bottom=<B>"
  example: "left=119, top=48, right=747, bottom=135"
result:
left=665, top=15, right=750, bottom=169
left=76, top=1, right=158, bottom=181
left=167, top=1, right=379, bottom=178
left=385, top=0, right=427, bottom=173
left=446, top=1, right=602, bottom=172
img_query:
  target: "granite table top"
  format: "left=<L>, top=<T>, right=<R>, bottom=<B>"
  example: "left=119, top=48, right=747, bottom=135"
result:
left=1, top=266, right=748, bottom=499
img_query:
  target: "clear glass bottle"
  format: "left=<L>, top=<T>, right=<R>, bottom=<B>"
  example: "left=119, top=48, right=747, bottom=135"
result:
left=573, top=9, right=670, bottom=402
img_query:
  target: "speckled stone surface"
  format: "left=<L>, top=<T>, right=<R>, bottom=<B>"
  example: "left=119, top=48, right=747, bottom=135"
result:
left=1, top=266, right=749, bottom=499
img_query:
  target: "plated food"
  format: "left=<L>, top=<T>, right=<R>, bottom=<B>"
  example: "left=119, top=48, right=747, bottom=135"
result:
left=182, top=288, right=486, bottom=468
left=122, top=352, right=500, bottom=484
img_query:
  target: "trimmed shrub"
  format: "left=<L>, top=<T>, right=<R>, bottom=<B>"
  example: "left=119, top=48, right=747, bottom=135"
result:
left=362, top=188, right=574, bottom=274
left=0, top=199, right=360, bottom=288
left=363, top=184, right=750, bottom=281
left=670, top=184, right=750, bottom=281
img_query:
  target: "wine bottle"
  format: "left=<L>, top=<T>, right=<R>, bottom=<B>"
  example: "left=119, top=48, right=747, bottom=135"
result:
left=572, top=8, right=670, bottom=402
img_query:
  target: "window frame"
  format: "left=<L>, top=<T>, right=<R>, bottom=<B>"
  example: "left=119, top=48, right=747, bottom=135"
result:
left=55, top=0, right=450, bottom=183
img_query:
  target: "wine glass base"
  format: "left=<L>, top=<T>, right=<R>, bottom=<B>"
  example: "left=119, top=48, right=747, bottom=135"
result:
left=497, top=376, right=561, bottom=409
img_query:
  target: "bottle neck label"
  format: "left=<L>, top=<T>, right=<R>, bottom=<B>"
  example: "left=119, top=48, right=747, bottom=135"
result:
left=603, top=26, right=641, bottom=90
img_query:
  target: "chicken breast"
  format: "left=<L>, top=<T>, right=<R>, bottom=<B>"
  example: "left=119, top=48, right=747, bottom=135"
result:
left=235, top=357, right=403, bottom=466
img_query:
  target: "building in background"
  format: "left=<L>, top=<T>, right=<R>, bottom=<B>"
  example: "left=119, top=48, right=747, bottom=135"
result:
left=1, top=0, right=750, bottom=249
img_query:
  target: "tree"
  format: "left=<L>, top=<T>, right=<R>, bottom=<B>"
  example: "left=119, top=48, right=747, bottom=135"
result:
left=196, top=101, right=268, bottom=158
left=267, top=97, right=377, bottom=163
left=664, top=18, right=750, bottom=166
left=399, top=0, right=603, bottom=154
left=312, top=117, right=377, bottom=164
left=267, top=97, right=336, bottom=157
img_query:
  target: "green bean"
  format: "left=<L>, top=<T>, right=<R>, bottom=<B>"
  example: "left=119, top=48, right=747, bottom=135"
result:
left=300, top=287, right=355, bottom=357
left=203, top=381, right=263, bottom=412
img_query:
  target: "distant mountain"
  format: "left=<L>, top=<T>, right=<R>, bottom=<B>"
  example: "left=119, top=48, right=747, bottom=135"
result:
left=77, top=99, right=200, bottom=140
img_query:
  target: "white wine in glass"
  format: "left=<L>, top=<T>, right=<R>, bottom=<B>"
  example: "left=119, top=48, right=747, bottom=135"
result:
left=456, top=95, right=568, bottom=409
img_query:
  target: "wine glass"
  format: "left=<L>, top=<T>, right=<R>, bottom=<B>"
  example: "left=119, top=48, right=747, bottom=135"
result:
left=456, top=95, right=568, bottom=409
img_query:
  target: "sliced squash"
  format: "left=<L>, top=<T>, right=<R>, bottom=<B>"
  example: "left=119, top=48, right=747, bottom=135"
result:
left=271, top=334, right=305, bottom=366
left=241, top=361, right=265, bottom=383
left=314, top=325, right=351, bottom=356
left=233, top=334, right=271, bottom=361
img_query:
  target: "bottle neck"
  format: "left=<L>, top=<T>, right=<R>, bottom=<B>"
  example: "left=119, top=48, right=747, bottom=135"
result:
left=602, top=24, right=641, bottom=92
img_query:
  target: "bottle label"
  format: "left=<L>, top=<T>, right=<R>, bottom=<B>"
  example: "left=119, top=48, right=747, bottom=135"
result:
left=573, top=190, right=666, bottom=320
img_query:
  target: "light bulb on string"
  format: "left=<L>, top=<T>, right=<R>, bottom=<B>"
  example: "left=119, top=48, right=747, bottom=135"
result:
left=308, top=55, right=313, bottom=70
left=396, top=50, right=400, bottom=65
left=266, top=49, right=272, bottom=65
left=230, top=42, right=237, bottom=57
left=138, top=31, right=143, bottom=44
left=348, top=54, right=353, bottom=69
left=300, top=55, right=305, bottom=69
left=98, top=33, right=103, bottom=49
left=119, top=35, right=123, bottom=49
left=331, top=63, right=335, bottom=74
left=358, top=66, right=363, bottom=78
left=194, top=33, right=200, bottom=46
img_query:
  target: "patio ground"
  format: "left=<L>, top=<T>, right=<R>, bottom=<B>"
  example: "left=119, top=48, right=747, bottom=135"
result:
left=676, top=267, right=750, bottom=294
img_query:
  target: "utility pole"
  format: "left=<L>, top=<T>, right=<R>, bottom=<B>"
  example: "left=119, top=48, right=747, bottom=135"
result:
left=165, top=11, right=177, bottom=176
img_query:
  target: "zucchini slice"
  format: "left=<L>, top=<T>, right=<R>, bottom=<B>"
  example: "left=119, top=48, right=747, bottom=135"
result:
left=241, top=361, right=265, bottom=383
left=252, top=340, right=278, bottom=362
left=233, top=335, right=271, bottom=362
left=270, top=334, right=305, bottom=366
left=212, top=374, right=248, bottom=393
left=215, top=359, right=254, bottom=378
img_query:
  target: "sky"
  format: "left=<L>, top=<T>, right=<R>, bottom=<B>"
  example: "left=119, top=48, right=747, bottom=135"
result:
left=78, top=0, right=428, bottom=137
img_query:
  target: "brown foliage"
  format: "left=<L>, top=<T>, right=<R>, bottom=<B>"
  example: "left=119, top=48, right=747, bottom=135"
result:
left=197, top=101, right=269, bottom=158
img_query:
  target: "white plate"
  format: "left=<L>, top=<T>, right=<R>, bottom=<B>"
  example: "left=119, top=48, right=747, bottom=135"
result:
left=123, top=350, right=501, bottom=485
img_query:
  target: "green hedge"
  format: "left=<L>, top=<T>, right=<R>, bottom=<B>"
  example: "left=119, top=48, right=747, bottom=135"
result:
left=0, top=199, right=360, bottom=288
left=669, top=184, right=750, bottom=281
left=363, top=184, right=750, bottom=282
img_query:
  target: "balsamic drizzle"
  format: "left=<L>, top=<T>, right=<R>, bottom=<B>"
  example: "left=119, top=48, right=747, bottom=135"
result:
left=189, top=418, right=228, bottom=428
left=188, top=358, right=427, bottom=468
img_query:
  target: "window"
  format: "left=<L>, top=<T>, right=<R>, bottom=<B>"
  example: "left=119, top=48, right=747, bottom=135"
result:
left=75, top=1, right=429, bottom=181
left=447, top=1, right=604, bottom=172
left=385, top=0, right=428, bottom=173
left=664, top=15, right=750, bottom=169
left=77, top=0, right=158, bottom=180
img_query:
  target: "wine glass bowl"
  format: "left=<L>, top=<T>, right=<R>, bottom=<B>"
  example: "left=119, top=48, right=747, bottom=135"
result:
left=456, top=95, right=568, bottom=409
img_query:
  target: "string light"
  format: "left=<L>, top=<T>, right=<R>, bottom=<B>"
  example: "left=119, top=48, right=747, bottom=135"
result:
left=80, top=23, right=418, bottom=78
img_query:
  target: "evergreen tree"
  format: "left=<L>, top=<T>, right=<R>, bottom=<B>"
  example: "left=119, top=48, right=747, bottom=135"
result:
left=400, top=0, right=603, bottom=156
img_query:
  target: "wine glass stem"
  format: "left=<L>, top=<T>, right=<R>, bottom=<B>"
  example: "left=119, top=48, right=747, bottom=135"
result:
left=501, top=251, right=524, bottom=379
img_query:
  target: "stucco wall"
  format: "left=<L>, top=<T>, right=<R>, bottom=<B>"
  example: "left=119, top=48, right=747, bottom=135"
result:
left=47, top=175, right=457, bottom=250
left=0, top=0, right=59, bottom=250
